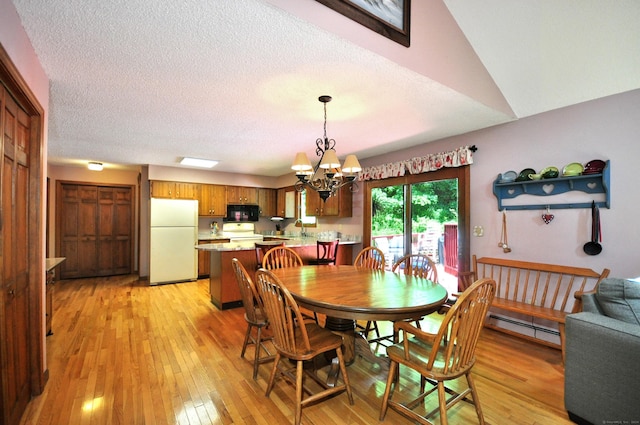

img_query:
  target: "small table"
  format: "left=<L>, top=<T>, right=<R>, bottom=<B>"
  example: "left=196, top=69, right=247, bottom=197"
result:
left=45, top=257, right=66, bottom=336
left=270, top=265, right=448, bottom=378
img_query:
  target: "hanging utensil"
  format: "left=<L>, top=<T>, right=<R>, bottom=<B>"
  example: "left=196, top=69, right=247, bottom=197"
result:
left=583, top=201, right=602, bottom=255
left=501, top=211, right=511, bottom=253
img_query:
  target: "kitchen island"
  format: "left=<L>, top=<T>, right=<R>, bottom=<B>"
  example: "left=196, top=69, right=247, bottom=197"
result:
left=196, top=238, right=361, bottom=310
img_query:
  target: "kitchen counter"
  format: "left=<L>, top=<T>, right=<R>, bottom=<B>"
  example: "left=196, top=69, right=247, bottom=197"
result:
left=198, top=234, right=230, bottom=241
left=196, top=238, right=361, bottom=310
left=196, top=238, right=360, bottom=251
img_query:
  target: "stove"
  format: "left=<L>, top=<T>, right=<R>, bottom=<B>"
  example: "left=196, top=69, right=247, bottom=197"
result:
left=221, top=222, right=264, bottom=243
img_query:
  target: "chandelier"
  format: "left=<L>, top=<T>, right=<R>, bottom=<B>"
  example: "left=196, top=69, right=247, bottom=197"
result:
left=291, top=95, right=361, bottom=202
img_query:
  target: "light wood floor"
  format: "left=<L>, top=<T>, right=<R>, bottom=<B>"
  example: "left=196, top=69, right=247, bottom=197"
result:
left=20, top=275, right=573, bottom=425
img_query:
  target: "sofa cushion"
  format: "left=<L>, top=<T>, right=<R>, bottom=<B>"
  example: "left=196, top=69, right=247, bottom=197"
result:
left=596, top=278, right=640, bottom=325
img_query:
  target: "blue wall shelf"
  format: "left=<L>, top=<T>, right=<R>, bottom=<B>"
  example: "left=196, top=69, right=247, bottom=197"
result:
left=493, top=161, right=610, bottom=211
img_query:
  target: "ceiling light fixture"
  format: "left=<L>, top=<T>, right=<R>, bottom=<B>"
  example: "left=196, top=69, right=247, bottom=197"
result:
left=292, top=95, right=361, bottom=202
left=180, top=157, right=218, bottom=168
left=87, top=162, right=103, bottom=171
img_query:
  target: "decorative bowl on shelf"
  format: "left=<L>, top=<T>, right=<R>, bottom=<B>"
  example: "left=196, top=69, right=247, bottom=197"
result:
left=583, top=159, right=606, bottom=175
left=499, top=170, right=517, bottom=183
left=562, top=162, right=584, bottom=176
left=516, top=168, right=536, bottom=181
left=541, top=166, right=559, bottom=179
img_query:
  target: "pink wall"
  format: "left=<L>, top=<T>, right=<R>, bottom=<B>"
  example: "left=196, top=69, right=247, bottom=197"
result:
left=357, top=90, right=640, bottom=279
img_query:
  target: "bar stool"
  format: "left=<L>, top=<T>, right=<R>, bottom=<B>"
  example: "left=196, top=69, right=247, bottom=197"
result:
left=308, top=240, right=339, bottom=265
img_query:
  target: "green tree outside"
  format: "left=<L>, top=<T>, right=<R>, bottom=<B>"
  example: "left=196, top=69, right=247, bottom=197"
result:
left=372, top=179, right=458, bottom=236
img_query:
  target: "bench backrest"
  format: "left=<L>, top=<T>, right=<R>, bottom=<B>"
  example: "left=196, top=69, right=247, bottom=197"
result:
left=473, top=256, right=610, bottom=313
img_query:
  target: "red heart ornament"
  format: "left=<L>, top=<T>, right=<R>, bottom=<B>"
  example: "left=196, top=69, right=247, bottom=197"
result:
left=542, top=213, right=554, bottom=224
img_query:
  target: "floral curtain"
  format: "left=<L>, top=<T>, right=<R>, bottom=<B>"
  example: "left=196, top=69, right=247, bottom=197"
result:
left=358, top=145, right=474, bottom=181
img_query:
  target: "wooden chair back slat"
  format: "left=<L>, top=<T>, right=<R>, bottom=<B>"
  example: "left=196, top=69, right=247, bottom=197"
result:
left=391, top=254, right=438, bottom=282
left=262, top=246, right=303, bottom=270
left=427, top=278, right=496, bottom=373
left=354, top=246, right=385, bottom=271
left=255, top=269, right=311, bottom=354
left=232, top=258, right=261, bottom=323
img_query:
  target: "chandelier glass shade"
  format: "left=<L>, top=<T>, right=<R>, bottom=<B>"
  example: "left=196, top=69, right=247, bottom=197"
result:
left=292, top=96, right=361, bottom=202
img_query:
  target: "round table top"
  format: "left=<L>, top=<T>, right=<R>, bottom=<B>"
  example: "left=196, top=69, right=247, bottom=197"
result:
left=270, top=265, right=448, bottom=321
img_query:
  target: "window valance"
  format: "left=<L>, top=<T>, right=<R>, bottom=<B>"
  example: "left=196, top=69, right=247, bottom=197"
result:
left=358, top=145, right=475, bottom=181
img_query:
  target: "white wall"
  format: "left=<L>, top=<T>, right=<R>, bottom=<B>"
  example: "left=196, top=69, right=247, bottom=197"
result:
left=357, top=90, right=640, bottom=279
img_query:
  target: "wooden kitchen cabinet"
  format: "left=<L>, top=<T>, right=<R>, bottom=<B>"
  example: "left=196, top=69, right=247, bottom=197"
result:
left=258, top=188, right=277, bottom=217
left=150, top=180, right=199, bottom=199
left=199, top=184, right=226, bottom=216
left=226, top=186, right=258, bottom=204
left=276, top=186, right=297, bottom=218
left=305, top=185, right=352, bottom=217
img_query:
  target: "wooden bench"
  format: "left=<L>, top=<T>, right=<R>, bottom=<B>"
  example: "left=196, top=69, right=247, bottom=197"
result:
left=472, top=255, right=610, bottom=361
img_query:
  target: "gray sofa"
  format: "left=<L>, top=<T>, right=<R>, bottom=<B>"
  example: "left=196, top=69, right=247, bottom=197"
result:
left=564, top=278, right=640, bottom=424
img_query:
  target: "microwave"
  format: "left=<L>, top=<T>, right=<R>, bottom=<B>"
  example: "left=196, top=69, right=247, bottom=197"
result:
left=224, top=204, right=260, bottom=222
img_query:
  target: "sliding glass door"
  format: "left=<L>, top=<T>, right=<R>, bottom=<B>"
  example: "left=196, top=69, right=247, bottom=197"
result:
left=364, top=166, right=470, bottom=289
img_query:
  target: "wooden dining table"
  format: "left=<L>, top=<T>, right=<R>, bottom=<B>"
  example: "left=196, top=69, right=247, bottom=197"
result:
left=270, top=265, right=448, bottom=381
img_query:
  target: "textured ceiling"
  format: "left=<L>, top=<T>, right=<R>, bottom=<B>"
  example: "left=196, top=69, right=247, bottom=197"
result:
left=11, top=0, right=640, bottom=175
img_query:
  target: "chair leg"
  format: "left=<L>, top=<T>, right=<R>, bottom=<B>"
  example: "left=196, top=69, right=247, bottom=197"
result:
left=335, top=347, right=354, bottom=404
left=466, top=373, right=485, bottom=424
left=265, top=353, right=280, bottom=397
left=379, top=359, right=398, bottom=421
left=252, top=325, right=263, bottom=379
left=437, top=381, right=448, bottom=425
left=240, top=322, right=253, bottom=358
left=295, top=360, right=304, bottom=425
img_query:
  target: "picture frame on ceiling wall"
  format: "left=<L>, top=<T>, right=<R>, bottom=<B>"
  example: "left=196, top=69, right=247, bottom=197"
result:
left=315, top=0, right=411, bottom=47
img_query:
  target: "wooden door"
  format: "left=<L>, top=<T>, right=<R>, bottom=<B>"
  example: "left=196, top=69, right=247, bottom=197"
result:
left=98, top=187, right=132, bottom=275
left=1, top=85, right=31, bottom=425
left=57, top=183, right=133, bottom=279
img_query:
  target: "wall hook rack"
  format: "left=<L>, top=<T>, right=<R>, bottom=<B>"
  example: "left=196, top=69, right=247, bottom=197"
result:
left=493, top=160, right=610, bottom=211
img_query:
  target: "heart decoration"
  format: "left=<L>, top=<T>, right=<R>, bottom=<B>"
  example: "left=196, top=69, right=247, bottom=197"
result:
left=587, top=182, right=597, bottom=189
left=542, top=184, right=554, bottom=194
left=542, top=206, right=554, bottom=224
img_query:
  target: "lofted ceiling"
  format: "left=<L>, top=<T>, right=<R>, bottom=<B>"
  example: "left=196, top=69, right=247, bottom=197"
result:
left=10, top=0, right=640, bottom=175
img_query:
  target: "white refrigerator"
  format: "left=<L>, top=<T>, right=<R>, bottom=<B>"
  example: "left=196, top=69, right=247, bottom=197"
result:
left=149, top=198, right=198, bottom=285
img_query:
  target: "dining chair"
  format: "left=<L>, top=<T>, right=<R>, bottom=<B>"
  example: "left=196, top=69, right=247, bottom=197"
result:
left=255, top=242, right=284, bottom=270
left=392, top=254, right=438, bottom=282
left=262, top=246, right=303, bottom=270
left=379, top=277, right=496, bottom=425
left=353, top=246, right=386, bottom=341
left=231, top=258, right=274, bottom=379
left=308, top=240, right=339, bottom=265
left=255, top=268, right=354, bottom=425
left=354, top=246, right=386, bottom=270
left=385, top=254, right=438, bottom=341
